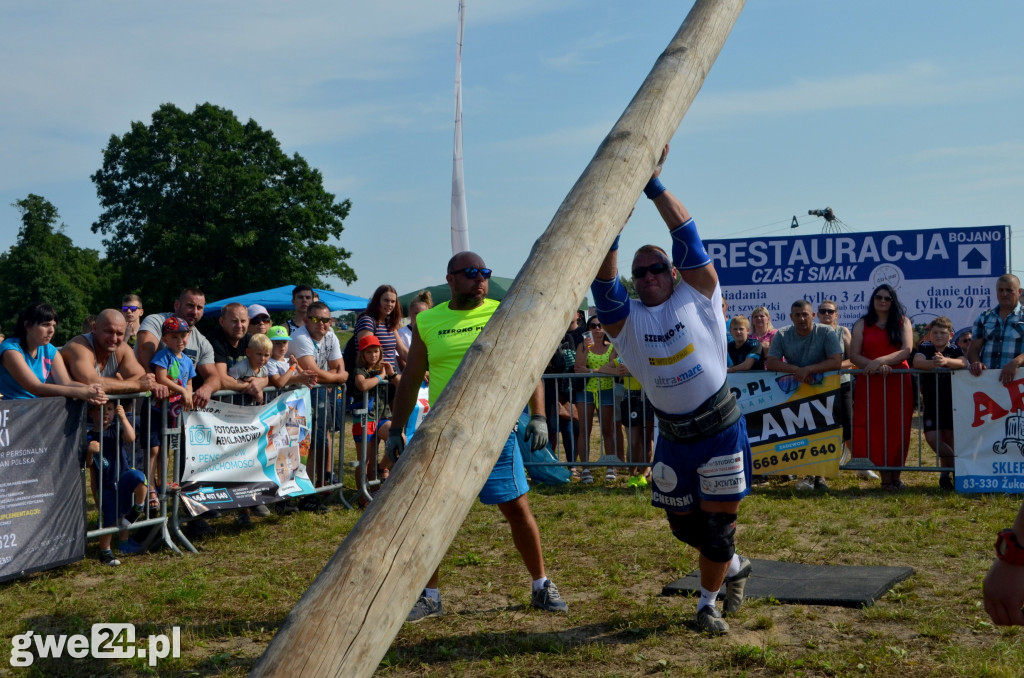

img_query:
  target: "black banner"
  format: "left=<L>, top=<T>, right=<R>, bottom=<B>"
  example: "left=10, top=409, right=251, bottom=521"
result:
left=0, top=398, right=86, bottom=582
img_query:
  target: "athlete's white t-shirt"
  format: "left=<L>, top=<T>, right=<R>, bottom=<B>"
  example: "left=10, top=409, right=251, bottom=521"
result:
left=609, top=281, right=726, bottom=416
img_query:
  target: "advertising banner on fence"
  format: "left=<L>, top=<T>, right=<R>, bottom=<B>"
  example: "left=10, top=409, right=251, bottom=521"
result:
left=706, top=225, right=1008, bottom=333
left=727, top=371, right=843, bottom=477
left=952, top=370, right=1024, bottom=494
left=180, top=388, right=316, bottom=515
left=0, top=398, right=86, bottom=583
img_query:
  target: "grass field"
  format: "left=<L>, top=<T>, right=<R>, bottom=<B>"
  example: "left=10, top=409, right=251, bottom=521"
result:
left=2, top=437, right=1023, bottom=678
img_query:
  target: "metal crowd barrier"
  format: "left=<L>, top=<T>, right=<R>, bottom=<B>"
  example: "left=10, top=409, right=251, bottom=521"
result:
left=533, top=368, right=955, bottom=478
left=83, top=393, right=179, bottom=557
left=82, top=368, right=956, bottom=555
left=84, top=383, right=358, bottom=556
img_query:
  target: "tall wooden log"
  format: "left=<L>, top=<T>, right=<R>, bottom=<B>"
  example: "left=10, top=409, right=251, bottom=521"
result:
left=251, top=1, right=745, bottom=676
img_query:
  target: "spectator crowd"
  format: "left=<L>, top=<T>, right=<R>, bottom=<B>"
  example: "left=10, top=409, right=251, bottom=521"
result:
left=2, top=274, right=1021, bottom=566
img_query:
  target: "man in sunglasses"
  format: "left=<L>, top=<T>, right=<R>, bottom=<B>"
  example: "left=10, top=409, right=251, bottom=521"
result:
left=588, top=145, right=751, bottom=634
left=388, top=251, right=568, bottom=623
left=121, top=294, right=144, bottom=348
left=291, top=300, right=348, bottom=507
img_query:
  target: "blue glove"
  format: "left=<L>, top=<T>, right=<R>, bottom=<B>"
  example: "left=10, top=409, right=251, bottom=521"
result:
left=524, top=414, right=549, bottom=452
left=385, top=429, right=405, bottom=464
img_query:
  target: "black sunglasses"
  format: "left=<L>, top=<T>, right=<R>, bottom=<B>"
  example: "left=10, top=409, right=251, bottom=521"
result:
left=873, top=294, right=893, bottom=302
left=818, top=308, right=836, bottom=315
left=450, top=267, right=492, bottom=280
left=632, top=262, right=670, bottom=278
left=121, top=306, right=140, bottom=312
left=307, top=316, right=333, bottom=325
left=588, top=322, right=601, bottom=329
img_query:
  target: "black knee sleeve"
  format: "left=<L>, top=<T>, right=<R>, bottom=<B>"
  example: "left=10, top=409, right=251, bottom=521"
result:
left=702, top=512, right=737, bottom=563
left=666, top=510, right=704, bottom=549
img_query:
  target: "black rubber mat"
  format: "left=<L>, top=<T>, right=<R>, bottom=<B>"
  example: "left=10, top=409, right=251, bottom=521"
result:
left=662, top=558, right=914, bottom=608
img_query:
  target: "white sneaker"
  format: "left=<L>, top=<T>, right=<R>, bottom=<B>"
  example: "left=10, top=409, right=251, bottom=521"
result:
left=857, top=469, right=880, bottom=481
left=794, top=477, right=815, bottom=491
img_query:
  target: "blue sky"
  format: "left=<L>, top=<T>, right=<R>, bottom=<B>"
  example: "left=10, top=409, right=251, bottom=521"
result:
left=1, top=1, right=1022, bottom=307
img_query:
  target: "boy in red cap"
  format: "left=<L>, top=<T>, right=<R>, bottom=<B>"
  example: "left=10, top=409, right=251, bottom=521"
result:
left=353, top=334, right=400, bottom=493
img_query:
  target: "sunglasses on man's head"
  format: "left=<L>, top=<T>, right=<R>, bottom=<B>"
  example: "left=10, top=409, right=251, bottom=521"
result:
left=631, top=262, right=670, bottom=279
left=307, top=316, right=333, bottom=325
left=450, top=267, right=492, bottom=280
left=121, top=306, right=140, bottom=312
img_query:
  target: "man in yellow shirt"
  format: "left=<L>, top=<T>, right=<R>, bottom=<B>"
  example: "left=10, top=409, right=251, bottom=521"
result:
left=388, top=251, right=568, bottom=622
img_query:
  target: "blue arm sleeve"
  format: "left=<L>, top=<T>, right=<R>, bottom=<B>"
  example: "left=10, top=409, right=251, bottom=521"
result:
left=670, top=218, right=712, bottom=270
left=591, top=276, right=630, bottom=325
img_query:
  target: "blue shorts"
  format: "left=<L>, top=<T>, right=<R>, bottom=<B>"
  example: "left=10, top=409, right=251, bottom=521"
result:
left=478, top=430, right=530, bottom=505
left=98, top=469, right=147, bottom=528
left=649, top=417, right=752, bottom=513
left=575, top=389, right=614, bottom=406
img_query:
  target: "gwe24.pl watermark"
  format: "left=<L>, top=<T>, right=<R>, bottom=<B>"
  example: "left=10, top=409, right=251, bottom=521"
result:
left=10, top=624, right=180, bottom=667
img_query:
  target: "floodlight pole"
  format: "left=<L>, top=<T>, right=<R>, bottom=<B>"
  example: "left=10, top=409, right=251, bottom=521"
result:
left=251, top=1, right=746, bottom=676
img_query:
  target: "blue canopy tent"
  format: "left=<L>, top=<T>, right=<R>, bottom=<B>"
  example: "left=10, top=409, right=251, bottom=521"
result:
left=203, top=286, right=369, bottom=317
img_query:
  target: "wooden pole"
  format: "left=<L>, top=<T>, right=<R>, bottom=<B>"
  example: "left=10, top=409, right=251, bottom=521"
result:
left=252, top=1, right=745, bottom=675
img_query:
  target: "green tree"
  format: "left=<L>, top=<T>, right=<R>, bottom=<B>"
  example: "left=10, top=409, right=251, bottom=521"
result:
left=0, top=195, right=110, bottom=345
left=91, top=102, right=354, bottom=309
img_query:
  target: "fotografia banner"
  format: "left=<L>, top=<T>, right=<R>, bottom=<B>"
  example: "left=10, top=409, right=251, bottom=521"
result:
left=706, top=225, right=1007, bottom=332
left=952, top=370, right=1024, bottom=494
left=180, top=388, right=316, bottom=515
left=727, top=371, right=843, bottom=477
left=0, top=398, right=86, bottom=583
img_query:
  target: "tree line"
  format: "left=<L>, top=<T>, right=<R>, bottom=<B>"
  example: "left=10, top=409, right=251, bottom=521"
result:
left=0, top=102, right=356, bottom=345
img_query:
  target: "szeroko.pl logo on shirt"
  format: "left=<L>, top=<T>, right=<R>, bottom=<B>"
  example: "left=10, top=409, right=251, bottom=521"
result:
left=10, top=624, right=181, bottom=667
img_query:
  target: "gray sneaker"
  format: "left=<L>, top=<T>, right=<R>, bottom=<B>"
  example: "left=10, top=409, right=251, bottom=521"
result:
left=251, top=503, right=271, bottom=517
left=723, top=556, right=752, bottom=615
left=405, top=594, right=443, bottom=623
left=696, top=604, right=729, bottom=634
left=531, top=580, right=568, bottom=613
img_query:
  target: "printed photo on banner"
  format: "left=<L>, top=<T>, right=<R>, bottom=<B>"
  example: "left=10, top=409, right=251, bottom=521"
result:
left=728, top=372, right=843, bottom=477
left=180, top=388, right=316, bottom=515
left=952, top=370, right=1024, bottom=494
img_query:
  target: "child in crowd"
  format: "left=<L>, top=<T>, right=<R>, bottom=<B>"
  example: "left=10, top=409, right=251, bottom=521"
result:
left=265, top=326, right=316, bottom=389
left=228, top=332, right=272, bottom=404
left=149, top=316, right=196, bottom=509
left=726, top=316, right=766, bottom=372
left=353, top=335, right=399, bottom=493
left=225, top=331, right=276, bottom=524
left=912, top=315, right=967, bottom=490
left=86, top=403, right=147, bottom=566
